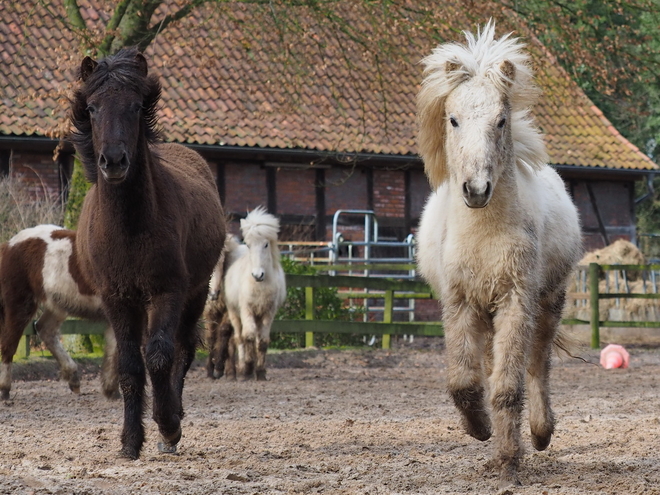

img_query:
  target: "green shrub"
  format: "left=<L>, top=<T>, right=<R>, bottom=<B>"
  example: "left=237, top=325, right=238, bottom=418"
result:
left=63, top=158, right=91, bottom=229
left=272, top=258, right=365, bottom=349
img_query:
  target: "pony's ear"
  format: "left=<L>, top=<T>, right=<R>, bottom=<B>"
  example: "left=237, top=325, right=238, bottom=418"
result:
left=499, top=60, right=516, bottom=87
left=80, top=57, right=98, bottom=82
left=445, top=61, right=462, bottom=75
left=135, top=53, right=148, bottom=77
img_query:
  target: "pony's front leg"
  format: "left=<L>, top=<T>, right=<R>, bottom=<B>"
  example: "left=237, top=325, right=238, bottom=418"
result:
left=255, top=312, right=275, bottom=381
left=527, top=292, right=564, bottom=451
left=171, top=288, right=208, bottom=415
left=145, top=292, right=185, bottom=453
left=443, top=302, right=491, bottom=441
left=237, top=307, right=258, bottom=380
left=34, top=308, right=80, bottom=394
left=106, top=301, right=147, bottom=459
left=489, top=294, right=534, bottom=488
left=227, top=309, right=244, bottom=380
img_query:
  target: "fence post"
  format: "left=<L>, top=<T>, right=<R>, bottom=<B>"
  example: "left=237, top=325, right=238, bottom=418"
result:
left=305, top=286, right=315, bottom=348
left=382, top=289, right=393, bottom=349
left=589, top=262, right=600, bottom=349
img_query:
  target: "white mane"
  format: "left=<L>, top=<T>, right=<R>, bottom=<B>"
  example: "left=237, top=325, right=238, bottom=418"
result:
left=417, top=20, right=548, bottom=188
left=240, top=206, right=280, bottom=244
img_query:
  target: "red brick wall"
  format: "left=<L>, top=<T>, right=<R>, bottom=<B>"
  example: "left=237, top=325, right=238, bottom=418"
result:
left=373, top=169, right=405, bottom=218
left=222, top=162, right=267, bottom=214
left=275, top=168, right=316, bottom=216
left=325, top=168, right=368, bottom=214
left=409, top=168, right=431, bottom=222
left=10, top=151, right=62, bottom=201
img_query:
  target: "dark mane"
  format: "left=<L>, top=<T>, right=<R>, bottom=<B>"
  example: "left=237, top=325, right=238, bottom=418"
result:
left=69, top=47, right=162, bottom=182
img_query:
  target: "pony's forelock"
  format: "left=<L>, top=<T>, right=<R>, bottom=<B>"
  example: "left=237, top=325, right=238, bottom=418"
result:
left=240, top=206, right=280, bottom=244
left=68, top=47, right=162, bottom=182
left=417, top=20, right=545, bottom=188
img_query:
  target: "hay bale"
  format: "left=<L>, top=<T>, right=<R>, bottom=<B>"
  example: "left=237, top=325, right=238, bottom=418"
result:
left=580, top=239, right=645, bottom=267
left=565, top=240, right=660, bottom=322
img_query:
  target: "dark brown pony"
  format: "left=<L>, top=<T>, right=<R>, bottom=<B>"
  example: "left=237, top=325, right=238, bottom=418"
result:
left=70, top=48, right=225, bottom=459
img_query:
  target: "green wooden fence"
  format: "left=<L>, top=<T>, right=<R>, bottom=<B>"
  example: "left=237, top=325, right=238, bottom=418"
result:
left=22, top=262, right=659, bottom=356
left=20, top=270, right=444, bottom=356
left=563, top=263, right=660, bottom=349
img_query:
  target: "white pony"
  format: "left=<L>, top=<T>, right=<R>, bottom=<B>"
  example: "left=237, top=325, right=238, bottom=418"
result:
left=209, top=207, right=286, bottom=381
left=416, top=22, right=582, bottom=488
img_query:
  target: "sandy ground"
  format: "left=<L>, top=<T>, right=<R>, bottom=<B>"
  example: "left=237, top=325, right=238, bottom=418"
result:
left=1, top=339, right=660, bottom=495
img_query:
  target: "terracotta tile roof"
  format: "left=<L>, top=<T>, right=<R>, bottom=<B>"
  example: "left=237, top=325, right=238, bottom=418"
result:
left=0, top=1, right=656, bottom=172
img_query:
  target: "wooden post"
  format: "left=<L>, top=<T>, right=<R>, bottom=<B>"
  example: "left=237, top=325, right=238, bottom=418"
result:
left=305, top=286, right=315, bottom=348
left=589, top=262, right=600, bottom=349
left=382, top=289, right=393, bottom=349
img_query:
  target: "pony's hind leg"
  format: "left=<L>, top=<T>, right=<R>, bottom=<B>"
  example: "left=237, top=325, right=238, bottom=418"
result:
left=34, top=307, right=80, bottom=394
left=101, top=326, right=120, bottom=399
left=527, top=293, right=564, bottom=451
left=0, top=295, right=38, bottom=400
left=444, top=303, right=492, bottom=442
left=204, top=318, right=218, bottom=378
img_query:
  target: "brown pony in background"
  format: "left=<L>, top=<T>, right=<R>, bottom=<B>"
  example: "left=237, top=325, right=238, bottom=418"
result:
left=70, top=48, right=225, bottom=459
left=0, top=225, right=118, bottom=401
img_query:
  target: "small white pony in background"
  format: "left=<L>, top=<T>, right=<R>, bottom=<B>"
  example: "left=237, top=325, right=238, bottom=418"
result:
left=221, top=207, right=286, bottom=381
left=416, top=21, right=582, bottom=488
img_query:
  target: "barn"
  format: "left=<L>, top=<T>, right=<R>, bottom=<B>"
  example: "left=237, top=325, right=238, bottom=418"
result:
left=0, top=1, right=656, bottom=253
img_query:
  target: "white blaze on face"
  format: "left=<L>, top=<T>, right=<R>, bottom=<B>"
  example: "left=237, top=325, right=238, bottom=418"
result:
left=248, top=238, right=271, bottom=282
left=444, top=78, right=511, bottom=208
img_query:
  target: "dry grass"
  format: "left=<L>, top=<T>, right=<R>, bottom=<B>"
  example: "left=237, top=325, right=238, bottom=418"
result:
left=0, top=176, right=65, bottom=243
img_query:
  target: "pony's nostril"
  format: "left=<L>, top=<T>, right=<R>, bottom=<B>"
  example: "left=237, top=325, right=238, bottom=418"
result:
left=485, top=181, right=492, bottom=198
left=120, top=152, right=129, bottom=168
left=98, top=153, right=108, bottom=169
left=462, top=182, right=470, bottom=196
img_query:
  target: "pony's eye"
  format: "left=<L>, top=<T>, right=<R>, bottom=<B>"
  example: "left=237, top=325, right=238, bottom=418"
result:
left=449, top=117, right=459, bottom=128
left=264, top=242, right=269, bottom=248
left=497, top=117, right=507, bottom=128
left=131, top=103, right=142, bottom=114
left=86, top=104, right=97, bottom=115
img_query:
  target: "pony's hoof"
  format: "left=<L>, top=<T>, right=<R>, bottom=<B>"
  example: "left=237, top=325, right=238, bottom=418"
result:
left=255, top=370, right=267, bottom=381
left=531, top=432, right=552, bottom=451
left=70, top=385, right=81, bottom=394
left=158, top=426, right=182, bottom=454
left=119, top=446, right=140, bottom=460
left=103, top=388, right=121, bottom=400
left=0, top=389, right=9, bottom=402
left=212, top=368, right=224, bottom=379
left=157, top=441, right=178, bottom=454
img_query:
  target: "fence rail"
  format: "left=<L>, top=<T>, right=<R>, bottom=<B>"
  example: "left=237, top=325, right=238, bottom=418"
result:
left=22, top=263, right=660, bottom=356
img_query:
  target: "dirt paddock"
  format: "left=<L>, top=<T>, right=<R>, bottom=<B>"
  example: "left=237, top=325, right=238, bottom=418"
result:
left=1, top=339, right=660, bottom=494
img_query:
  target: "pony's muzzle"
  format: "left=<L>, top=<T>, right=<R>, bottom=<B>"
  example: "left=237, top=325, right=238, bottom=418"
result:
left=252, top=270, right=265, bottom=282
left=98, top=147, right=130, bottom=183
left=462, top=180, right=492, bottom=208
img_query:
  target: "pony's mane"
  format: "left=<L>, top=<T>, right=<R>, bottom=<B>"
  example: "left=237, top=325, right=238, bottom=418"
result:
left=240, top=206, right=280, bottom=244
left=417, top=20, right=548, bottom=188
left=69, top=47, right=162, bottom=183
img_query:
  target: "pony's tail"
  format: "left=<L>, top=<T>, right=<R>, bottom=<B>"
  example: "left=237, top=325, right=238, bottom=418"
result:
left=553, top=327, right=593, bottom=365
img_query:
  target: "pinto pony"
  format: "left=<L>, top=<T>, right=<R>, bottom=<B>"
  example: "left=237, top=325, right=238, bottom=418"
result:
left=206, top=208, right=286, bottom=381
left=0, top=225, right=118, bottom=401
left=416, top=23, right=582, bottom=488
left=70, top=48, right=225, bottom=459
